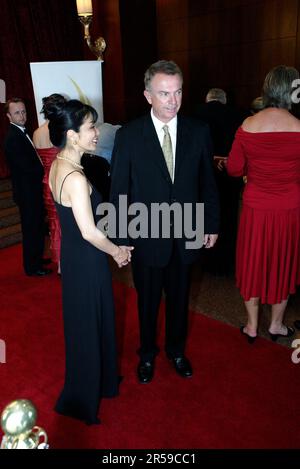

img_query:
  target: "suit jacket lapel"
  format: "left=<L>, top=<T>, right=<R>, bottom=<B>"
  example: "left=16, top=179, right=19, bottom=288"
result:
left=174, top=115, right=189, bottom=180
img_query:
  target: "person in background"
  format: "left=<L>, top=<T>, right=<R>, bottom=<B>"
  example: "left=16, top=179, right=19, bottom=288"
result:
left=33, top=94, right=67, bottom=272
left=250, top=96, right=264, bottom=114
left=4, top=98, right=51, bottom=276
left=93, top=123, right=122, bottom=164
left=110, top=60, right=219, bottom=384
left=82, top=122, right=121, bottom=202
left=48, top=99, right=132, bottom=425
left=227, top=65, right=300, bottom=343
left=196, top=88, right=243, bottom=276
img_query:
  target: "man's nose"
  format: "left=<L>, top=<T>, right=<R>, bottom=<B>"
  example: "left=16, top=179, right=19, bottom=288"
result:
left=168, top=94, right=177, bottom=105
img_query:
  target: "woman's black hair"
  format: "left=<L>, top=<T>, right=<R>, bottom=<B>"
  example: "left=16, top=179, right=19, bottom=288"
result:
left=40, top=94, right=67, bottom=120
left=48, top=99, right=98, bottom=148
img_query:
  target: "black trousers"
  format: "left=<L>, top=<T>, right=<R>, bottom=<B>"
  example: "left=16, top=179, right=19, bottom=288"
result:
left=131, top=243, right=191, bottom=362
left=18, top=187, right=45, bottom=275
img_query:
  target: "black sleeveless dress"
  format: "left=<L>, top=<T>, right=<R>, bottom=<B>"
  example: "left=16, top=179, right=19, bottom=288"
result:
left=54, top=171, right=118, bottom=424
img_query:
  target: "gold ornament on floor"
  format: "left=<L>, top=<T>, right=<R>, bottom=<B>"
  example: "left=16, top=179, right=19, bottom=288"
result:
left=0, top=399, right=48, bottom=449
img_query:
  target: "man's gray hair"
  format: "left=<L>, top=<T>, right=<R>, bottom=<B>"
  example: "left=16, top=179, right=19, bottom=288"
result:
left=262, top=65, right=299, bottom=110
left=206, top=88, right=227, bottom=104
left=144, top=60, right=183, bottom=91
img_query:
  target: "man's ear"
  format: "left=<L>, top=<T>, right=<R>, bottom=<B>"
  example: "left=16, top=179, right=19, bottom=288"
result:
left=144, top=90, right=152, bottom=105
left=6, top=113, right=11, bottom=122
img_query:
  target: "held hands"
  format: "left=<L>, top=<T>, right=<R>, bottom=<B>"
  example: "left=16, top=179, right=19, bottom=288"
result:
left=203, top=234, right=218, bottom=249
left=112, top=246, right=134, bottom=268
left=213, top=156, right=228, bottom=172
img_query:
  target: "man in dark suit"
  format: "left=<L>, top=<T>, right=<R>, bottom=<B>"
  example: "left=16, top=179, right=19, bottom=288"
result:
left=110, top=61, right=219, bottom=383
left=4, top=98, right=51, bottom=276
left=196, top=88, right=243, bottom=276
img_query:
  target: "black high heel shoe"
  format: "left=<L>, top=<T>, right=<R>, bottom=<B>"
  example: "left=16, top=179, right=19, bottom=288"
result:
left=269, top=326, right=295, bottom=342
left=240, top=326, right=257, bottom=344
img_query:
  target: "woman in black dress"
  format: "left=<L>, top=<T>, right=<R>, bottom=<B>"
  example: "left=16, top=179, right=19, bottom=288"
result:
left=48, top=100, right=132, bottom=425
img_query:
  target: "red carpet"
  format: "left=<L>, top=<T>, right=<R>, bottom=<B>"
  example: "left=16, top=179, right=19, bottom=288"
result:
left=0, top=243, right=299, bottom=449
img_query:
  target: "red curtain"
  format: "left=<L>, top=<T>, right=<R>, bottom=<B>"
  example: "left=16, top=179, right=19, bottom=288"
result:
left=0, top=0, right=84, bottom=178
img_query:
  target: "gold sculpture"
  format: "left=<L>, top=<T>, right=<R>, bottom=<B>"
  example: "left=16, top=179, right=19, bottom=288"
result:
left=1, top=399, right=48, bottom=449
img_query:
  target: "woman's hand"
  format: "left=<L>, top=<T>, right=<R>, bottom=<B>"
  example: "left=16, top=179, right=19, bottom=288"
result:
left=112, top=246, right=134, bottom=267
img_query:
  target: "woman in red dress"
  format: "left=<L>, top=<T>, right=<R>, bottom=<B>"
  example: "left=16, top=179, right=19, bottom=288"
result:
left=33, top=94, right=67, bottom=271
left=227, top=65, right=300, bottom=343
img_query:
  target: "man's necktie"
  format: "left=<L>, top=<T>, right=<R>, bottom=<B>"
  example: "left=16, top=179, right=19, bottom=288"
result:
left=162, top=125, right=173, bottom=181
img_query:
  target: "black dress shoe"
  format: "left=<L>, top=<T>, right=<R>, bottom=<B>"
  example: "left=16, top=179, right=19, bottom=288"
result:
left=137, top=360, right=154, bottom=384
left=169, top=356, right=193, bottom=378
left=240, top=325, right=257, bottom=344
left=269, top=326, right=295, bottom=342
left=27, top=268, right=52, bottom=277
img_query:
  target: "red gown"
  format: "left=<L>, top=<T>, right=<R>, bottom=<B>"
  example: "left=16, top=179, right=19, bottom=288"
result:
left=227, top=128, right=300, bottom=304
left=37, top=147, right=61, bottom=264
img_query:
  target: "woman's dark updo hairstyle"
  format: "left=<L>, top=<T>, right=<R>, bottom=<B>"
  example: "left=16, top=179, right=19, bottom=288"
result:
left=48, top=99, right=98, bottom=149
left=40, top=93, right=67, bottom=120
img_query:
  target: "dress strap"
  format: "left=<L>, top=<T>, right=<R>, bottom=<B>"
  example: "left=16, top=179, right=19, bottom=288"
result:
left=59, top=170, right=82, bottom=204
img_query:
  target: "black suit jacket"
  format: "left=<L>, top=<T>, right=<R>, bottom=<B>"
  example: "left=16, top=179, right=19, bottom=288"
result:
left=4, top=124, right=44, bottom=205
left=195, top=101, right=242, bottom=156
left=110, top=113, right=219, bottom=266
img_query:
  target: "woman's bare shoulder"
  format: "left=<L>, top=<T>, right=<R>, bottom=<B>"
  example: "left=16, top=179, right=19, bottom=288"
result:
left=241, top=115, right=256, bottom=131
left=33, top=124, right=52, bottom=148
left=242, top=109, right=300, bottom=132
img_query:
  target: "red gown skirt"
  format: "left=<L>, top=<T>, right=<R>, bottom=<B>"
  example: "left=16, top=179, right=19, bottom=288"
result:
left=236, top=205, right=300, bottom=304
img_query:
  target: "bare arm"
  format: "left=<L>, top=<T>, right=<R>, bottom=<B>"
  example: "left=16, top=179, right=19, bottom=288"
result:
left=63, top=172, right=133, bottom=265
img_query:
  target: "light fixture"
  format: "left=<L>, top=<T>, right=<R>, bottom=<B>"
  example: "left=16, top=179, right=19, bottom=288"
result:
left=76, top=0, right=106, bottom=61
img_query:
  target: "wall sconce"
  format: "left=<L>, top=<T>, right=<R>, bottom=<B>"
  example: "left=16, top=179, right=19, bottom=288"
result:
left=76, top=0, right=106, bottom=61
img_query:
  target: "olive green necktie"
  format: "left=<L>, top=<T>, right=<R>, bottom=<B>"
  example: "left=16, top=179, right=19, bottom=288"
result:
left=162, top=125, right=173, bottom=181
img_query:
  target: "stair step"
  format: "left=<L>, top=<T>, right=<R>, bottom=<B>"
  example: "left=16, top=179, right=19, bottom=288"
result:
left=0, top=206, right=19, bottom=218
left=0, top=179, right=12, bottom=192
left=0, top=213, right=21, bottom=228
left=0, top=179, right=22, bottom=248
left=0, top=232, right=22, bottom=249
left=0, top=190, right=13, bottom=200
left=0, top=223, right=22, bottom=238
left=0, top=198, right=16, bottom=210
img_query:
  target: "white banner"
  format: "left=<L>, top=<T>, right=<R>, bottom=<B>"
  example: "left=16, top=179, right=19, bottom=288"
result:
left=30, top=61, right=103, bottom=125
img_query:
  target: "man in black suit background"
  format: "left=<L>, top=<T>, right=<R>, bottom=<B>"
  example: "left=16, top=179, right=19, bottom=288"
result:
left=4, top=98, right=51, bottom=276
left=110, top=61, right=219, bottom=383
left=196, top=88, right=243, bottom=276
